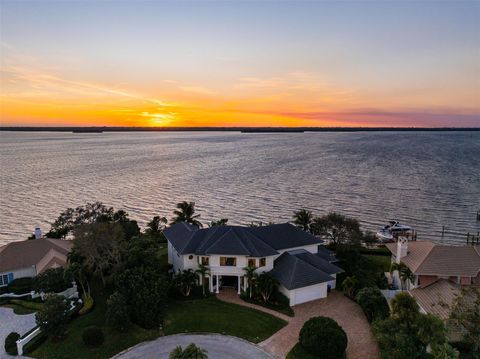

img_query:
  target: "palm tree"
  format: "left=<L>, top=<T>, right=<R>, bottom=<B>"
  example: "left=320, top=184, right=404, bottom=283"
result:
left=292, top=209, right=313, bottom=232
left=256, top=272, right=279, bottom=303
left=175, top=269, right=198, bottom=297
left=169, top=343, right=208, bottom=359
left=196, top=264, right=210, bottom=296
left=171, top=201, right=202, bottom=227
left=208, top=218, right=228, bottom=227
left=400, top=267, right=414, bottom=290
left=243, top=265, right=258, bottom=298
left=390, top=262, right=414, bottom=290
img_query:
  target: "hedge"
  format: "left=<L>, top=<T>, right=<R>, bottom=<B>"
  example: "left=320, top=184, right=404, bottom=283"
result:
left=4, top=332, right=20, bottom=355
left=299, top=316, right=348, bottom=359
left=6, top=277, right=34, bottom=294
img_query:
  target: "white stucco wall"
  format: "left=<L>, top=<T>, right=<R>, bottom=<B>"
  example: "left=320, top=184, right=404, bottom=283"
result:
left=170, top=246, right=185, bottom=272
left=280, top=282, right=328, bottom=306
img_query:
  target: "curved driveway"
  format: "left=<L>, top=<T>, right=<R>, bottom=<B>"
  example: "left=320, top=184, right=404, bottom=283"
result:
left=113, top=334, right=275, bottom=359
left=0, top=307, right=36, bottom=358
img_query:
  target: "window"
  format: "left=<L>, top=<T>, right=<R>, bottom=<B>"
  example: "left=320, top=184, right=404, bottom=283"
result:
left=220, top=257, right=237, bottom=266
left=259, top=258, right=266, bottom=267
left=188, top=255, right=194, bottom=260
left=248, top=258, right=256, bottom=267
left=201, top=256, right=209, bottom=266
left=0, top=273, right=11, bottom=286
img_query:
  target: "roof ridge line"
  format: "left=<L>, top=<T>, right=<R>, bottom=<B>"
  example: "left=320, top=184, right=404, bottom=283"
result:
left=413, top=242, right=437, bottom=272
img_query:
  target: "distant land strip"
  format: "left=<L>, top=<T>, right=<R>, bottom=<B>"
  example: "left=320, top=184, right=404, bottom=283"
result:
left=0, top=126, right=479, bottom=133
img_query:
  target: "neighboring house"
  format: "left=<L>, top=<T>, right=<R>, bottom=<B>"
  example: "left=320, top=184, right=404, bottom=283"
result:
left=385, top=238, right=479, bottom=333
left=0, top=238, right=73, bottom=287
left=164, top=222, right=343, bottom=306
left=385, top=238, right=480, bottom=289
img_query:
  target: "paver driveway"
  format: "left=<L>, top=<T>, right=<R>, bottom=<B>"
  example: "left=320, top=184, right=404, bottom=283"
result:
left=218, top=289, right=379, bottom=359
left=0, top=307, right=36, bottom=359
left=113, top=334, right=275, bottom=359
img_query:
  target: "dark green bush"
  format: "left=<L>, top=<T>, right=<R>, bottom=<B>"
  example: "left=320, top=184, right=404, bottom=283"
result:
left=34, top=268, right=72, bottom=293
left=299, top=316, right=348, bottom=359
left=4, top=332, right=20, bottom=355
left=355, top=287, right=390, bottom=322
left=7, top=277, right=34, bottom=294
left=82, top=326, right=105, bottom=347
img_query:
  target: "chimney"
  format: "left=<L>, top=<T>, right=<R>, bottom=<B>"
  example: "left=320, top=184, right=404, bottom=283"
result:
left=34, top=227, right=42, bottom=239
left=396, top=237, right=408, bottom=263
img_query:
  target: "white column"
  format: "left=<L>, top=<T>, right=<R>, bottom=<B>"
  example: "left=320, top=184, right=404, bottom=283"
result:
left=237, top=275, right=241, bottom=294
left=209, top=275, right=213, bottom=293
left=216, top=275, right=220, bottom=293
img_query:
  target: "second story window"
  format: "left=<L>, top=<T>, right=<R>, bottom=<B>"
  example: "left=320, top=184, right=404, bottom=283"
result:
left=248, top=258, right=256, bottom=267
left=259, top=258, right=266, bottom=267
left=201, top=256, right=209, bottom=266
left=220, top=257, right=237, bottom=266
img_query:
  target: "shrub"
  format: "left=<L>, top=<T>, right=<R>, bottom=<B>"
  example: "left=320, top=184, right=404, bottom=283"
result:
left=4, top=332, right=20, bottom=355
left=35, top=294, right=69, bottom=339
left=79, top=294, right=94, bottom=315
left=299, top=316, right=347, bottom=359
left=82, top=326, right=105, bottom=347
left=106, top=292, right=130, bottom=332
left=10, top=299, right=44, bottom=311
left=355, top=287, right=390, bottom=322
left=34, top=268, right=72, bottom=293
left=7, top=277, right=34, bottom=294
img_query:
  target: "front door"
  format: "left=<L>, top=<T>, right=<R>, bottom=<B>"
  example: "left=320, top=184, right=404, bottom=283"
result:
left=220, top=275, right=238, bottom=288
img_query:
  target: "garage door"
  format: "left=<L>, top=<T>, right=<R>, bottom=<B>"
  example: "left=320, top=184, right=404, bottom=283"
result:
left=294, top=284, right=326, bottom=305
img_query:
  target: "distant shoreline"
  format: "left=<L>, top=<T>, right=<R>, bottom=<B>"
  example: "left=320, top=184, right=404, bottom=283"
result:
left=1, top=126, right=479, bottom=133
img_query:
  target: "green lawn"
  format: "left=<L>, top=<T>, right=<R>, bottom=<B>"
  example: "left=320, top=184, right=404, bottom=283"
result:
left=30, top=286, right=160, bottom=359
left=363, top=255, right=391, bottom=272
left=164, top=296, right=287, bottom=343
left=30, top=285, right=285, bottom=358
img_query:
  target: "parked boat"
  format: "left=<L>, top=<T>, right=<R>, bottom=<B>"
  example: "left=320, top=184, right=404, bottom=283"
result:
left=376, top=221, right=412, bottom=242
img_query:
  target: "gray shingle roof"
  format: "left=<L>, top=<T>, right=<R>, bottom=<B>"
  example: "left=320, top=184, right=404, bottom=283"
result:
left=271, top=252, right=334, bottom=290
left=164, top=222, right=323, bottom=257
left=316, top=245, right=339, bottom=263
left=290, top=249, right=344, bottom=275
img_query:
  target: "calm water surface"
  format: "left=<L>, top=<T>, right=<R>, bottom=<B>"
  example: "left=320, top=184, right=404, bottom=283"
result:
left=0, top=131, right=479, bottom=246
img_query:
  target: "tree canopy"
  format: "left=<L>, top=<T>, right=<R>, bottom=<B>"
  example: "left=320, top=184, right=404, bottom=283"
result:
left=171, top=201, right=202, bottom=227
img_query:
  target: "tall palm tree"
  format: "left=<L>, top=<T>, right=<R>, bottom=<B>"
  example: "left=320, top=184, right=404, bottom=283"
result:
left=196, top=264, right=210, bottom=296
left=292, top=209, right=313, bottom=232
left=390, top=262, right=414, bottom=290
left=243, top=265, right=258, bottom=298
left=256, top=272, right=279, bottom=303
left=171, top=201, right=202, bottom=227
left=399, top=267, right=414, bottom=290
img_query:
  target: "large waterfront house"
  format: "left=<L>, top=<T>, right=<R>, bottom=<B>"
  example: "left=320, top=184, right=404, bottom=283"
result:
left=164, top=222, right=344, bottom=306
left=0, top=237, right=73, bottom=287
left=385, top=238, right=480, bottom=324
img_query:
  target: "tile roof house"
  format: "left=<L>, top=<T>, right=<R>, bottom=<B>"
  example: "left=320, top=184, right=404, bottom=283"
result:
left=0, top=238, right=73, bottom=287
left=385, top=238, right=480, bottom=328
left=164, top=222, right=344, bottom=306
left=386, top=238, right=480, bottom=289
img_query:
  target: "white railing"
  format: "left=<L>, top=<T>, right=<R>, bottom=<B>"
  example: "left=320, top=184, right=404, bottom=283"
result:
left=16, top=327, right=41, bottom=356
left=0, top=282, right=78, bottom=300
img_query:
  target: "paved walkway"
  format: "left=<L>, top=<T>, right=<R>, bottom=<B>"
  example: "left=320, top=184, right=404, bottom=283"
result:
left=112, top=334, right=275, bottom=359
left=0, top=307, right=36, bottom=359
left=217, top=289, right=379, bottom=359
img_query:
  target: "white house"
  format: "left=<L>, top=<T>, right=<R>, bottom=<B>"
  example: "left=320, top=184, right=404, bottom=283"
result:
left=0, top=237, right=73, bottom=287
left=164, top=222, right=343, bottom=306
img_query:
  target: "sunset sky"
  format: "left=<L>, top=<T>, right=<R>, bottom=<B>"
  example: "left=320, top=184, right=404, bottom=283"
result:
left=1, top=1, right=479, bottom=127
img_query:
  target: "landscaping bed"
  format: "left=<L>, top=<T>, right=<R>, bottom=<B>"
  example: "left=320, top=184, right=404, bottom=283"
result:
left=29, top=286, right=160, bottom=359
left=240, top=295, right=294, bottom=317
